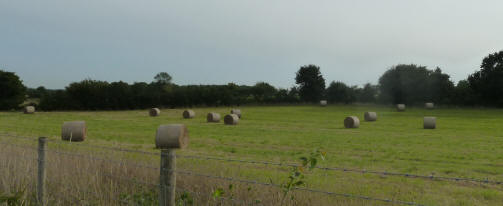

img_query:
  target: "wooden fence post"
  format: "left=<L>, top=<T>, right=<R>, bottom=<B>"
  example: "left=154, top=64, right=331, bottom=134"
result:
left=159, top=149, right=176, bottom=206
left=155, top=124, right=189, bottom=206
left=37, top=137, right=47, bottom=206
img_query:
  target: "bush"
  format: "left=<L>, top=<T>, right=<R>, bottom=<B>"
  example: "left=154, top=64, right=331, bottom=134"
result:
left=0, top=70, right=26, bottom=110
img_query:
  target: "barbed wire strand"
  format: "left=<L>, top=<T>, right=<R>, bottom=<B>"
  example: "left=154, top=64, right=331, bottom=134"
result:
left=45, top=149, right=159, bottom=171
left=0, top=141, right=38, bottom=150
left=46, top=138, right=503, bottom=185
left=2, top=133, right=502, bottom=185
left=173, top=169, right=425, bottom=206
left=40, top=146, right=425, bottom=206
left=174, top=154, right=503, bottom=185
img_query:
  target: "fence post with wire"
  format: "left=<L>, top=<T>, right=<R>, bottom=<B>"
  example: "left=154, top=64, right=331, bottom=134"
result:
left=2, top=121, right=503, bottom=206
left=37, top=137, right=47, bottom=206
left=156, top=124, right=190, bottom=206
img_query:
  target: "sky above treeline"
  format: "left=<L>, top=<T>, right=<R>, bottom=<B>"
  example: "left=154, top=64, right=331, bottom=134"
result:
left=1, top=0, right=502, bottom=89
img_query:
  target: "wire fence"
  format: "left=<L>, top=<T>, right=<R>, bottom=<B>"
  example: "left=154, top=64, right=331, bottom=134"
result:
left=4, top=132, right=500, bottom=186
left=1, top=131, right=503, bottom=206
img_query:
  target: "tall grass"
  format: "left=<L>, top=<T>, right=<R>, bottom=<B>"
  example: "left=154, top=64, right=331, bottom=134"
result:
left=0, top=138, right=378, bottom=205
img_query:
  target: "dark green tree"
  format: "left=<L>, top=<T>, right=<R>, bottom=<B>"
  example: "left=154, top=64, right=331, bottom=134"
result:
left=378, top=64, right=453, bottom=105
left=295, top=65, right=326, bottom=102
left=0, top=70, right=26, bottom=110
left=107, top=81, right=132, bottom=109
left=326, top=81, right=355, bottom=104
left=275, top=89, right=289, bottom=103
left=154, top=72, right=172, bottom=85
left=39, top=90, right=71, bottom=111
left=428, top=67, right=455, bottom=104
left=65, top=79, right=110, bottom=110
left=356, top=83, right=378, bottom=103
left=251, top=82, right=277, bottom=103
left=27, top=86, right=47, bottom=98
left=468, top=51, right=503, bottom=106
left=452, top=80, right=476, bottom=106
left=378, top=64, right=429, bottom=104
left=287, top=86, right=300, bottom=103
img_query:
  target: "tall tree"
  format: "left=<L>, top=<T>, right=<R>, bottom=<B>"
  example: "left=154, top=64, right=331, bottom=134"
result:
left=468, top=51, right=503, bottom=106
left=326, top=81, right=355, bottom=104
left=295, top=65, right=326, bottom=102
left=251, top=82, right=277, bottom=103
left=428, top=67, right=454, bottom=104
left=378, top=64, right=452, bottom=105
left=378, top=64, right=429, bottom=104
left=452, top=80, right=476, bottom=106
left=0, top=70, right=26, bottom=110
left=154, top=72, right=173, bottom=85
left=65, top=79, right=110, bottom=110
left=357, top=83, right=378, bottom=103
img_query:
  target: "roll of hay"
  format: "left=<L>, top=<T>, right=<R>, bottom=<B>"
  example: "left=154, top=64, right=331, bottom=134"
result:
left=344, top=116, right=360, bottom=128
left=24, top=106, right=35, bottom=114
left=396, top=104, right=406, bottom=112
left=364, top=112, right=377, bottom=121
left=149, top=108, right=160, bottom=117
left=183, top=110, right=195, bottom=119
left=207, top=112, right=221, bottom=123
left=155, top=124, right=189, bottom=149
left=425, top=102, right=434, bottom=109
left=424, top=117, right=436, bottom=129
left=61, top=121, right=87, bottom=142
left=230, top=109, right=241, bottom=118
left=224, top=114, right=239, bottom=125
left=320, top=100, right=327, bottom=106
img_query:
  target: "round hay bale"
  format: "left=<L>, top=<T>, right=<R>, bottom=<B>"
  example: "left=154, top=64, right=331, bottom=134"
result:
left=230, top=109, right=241, bottom=118
left=364, top=112, right=377, bottom=121
left=207, top=112, right=221, bottom=123
left=396, top=104, right=406, bottom=112
left=344, top=116, right=360, bottom=128
left=149, top=108, right=160, bottom=117
left=24, top=106, right=35, bottom=114
left=155, top=124, right=189, bottom=149
left=425, top=102, right=434, bottom=109
left=320, top=100, right=327, bottom=106
left=61, top=121, right=86, bottom=142
left=224, top=114, right=239, bottom=125
left=424, top=117, right=436, bottom=129
left=183, top=110, right=195, bottom=119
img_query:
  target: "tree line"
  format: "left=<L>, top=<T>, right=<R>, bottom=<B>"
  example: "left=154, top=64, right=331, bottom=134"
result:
left=1, top=50, right=503, bottom=110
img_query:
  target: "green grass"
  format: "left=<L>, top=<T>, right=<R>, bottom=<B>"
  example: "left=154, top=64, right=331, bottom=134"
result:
left=1, top=105, right=503, bottom=205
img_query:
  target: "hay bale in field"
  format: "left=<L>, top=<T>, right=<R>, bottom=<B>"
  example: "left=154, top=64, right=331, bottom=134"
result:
left=364, top=112, right=377, bottom=121
left=396, top=104, right=406, bottom=112
left=61, top=121, right=87, bottom=142
left=24, top=106, right=35, bottom=114
left=425, top=102, right=434, bottom=109
left=155, top=124, right=189, bottom=149
left=344, top=116, right=360, bottom=128
left=424, top=117, right=436, bottom=129
left=207, top=112, right=221, bottom=123
left=224, top=114, right=239, bottom=125
left=320, top=100, right=327, bottom=106
left=183, top=110, right=195, bottom=119
left=149, top=108, right=160, bottom=117
left=230, top=109, right=241, bottom=118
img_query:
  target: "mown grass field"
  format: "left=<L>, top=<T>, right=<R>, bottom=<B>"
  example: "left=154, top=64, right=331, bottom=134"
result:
left=1, top=105, right=503, bottom=205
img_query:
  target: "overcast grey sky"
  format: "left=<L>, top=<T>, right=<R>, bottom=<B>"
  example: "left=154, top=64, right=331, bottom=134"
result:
left=1, top=0, right=502, bottom=89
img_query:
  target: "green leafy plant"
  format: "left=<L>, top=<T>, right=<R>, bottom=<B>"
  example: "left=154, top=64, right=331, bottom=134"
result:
left=212, top=188, right=225, bottom=199
left=280, top=148, right=326, bottom=206
left=119, top=188, right=157, bottom=206
left=0, top=190, right=25, bottom=206
left=176, top=191, right=193, bottom=206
